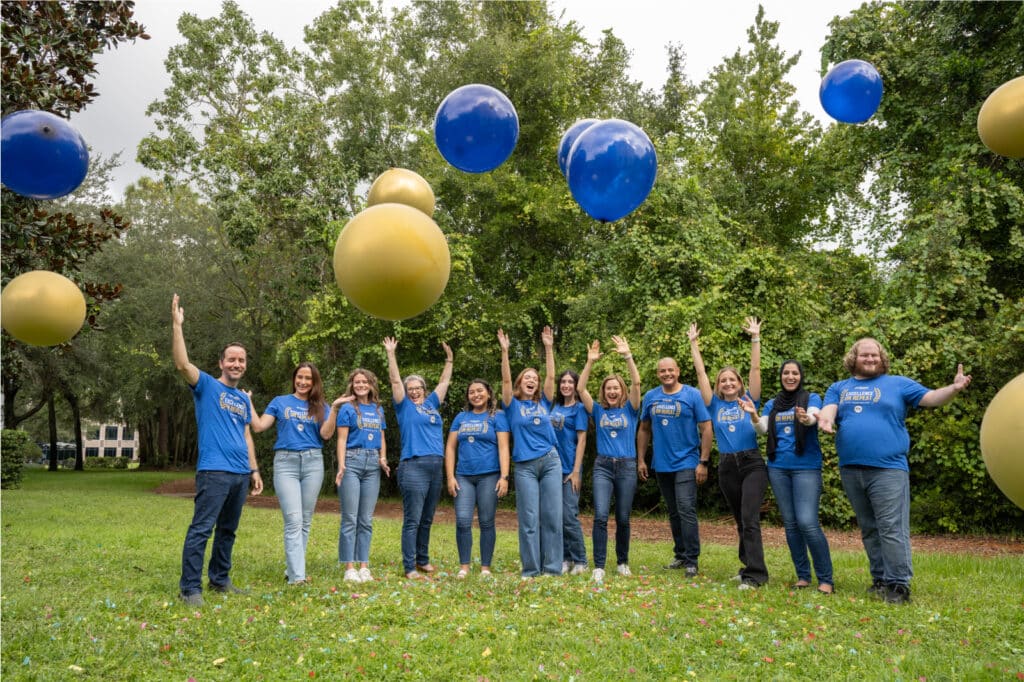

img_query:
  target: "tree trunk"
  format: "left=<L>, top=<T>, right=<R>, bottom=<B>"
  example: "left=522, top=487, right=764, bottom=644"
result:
left=158, top=404, right=169, bottom=467
left=47, top=395, right=58, bottom=471
left=67, top=390, right=84, bottom=471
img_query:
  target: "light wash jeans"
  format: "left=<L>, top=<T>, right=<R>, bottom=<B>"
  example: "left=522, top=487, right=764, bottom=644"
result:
left=274, top=449, right=324, bottom=584
left=397, top=455, right=443, bottom=572
left=337, top=448, right=381, bottom=564
left=591, top=456, right=637, bottom=568
left=840, top=466, right=912, bottom=586
left=180, top=470, right=250, bottom=595
left=514, top=449, right=563, bottom=576
left=454, top=472, right=500, bottom=566
left=768, top=467, right=833, bottom=586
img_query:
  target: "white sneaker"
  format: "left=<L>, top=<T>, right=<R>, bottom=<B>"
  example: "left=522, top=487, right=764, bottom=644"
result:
left=343, top=568, right=361, bottom=582
left=617, top=564, right=632, bottom=577
left=358, top=567, right=373, bottom=582
left=570, top=563, right=587, bottom=575
left=592, top=568, right=605, bottom=583
left=561, top=561, right=570, bottom=575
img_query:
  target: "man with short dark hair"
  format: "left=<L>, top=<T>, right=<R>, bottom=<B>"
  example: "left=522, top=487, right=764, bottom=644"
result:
left=818, top=337, right=970, bottom=605
left=637, top=357, right=713, bottom=577
left=172, top=294, right=263, bottom=606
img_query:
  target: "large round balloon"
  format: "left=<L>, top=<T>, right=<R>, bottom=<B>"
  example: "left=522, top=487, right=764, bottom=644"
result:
left=333, top=203, right=451, bottom=321
left=819, top=60, right=883, bottom=124
left=433, top=84, right=519, bottom=173
left=1, top=110, right=90, bottom=199
left=565, top=118, right=657, bottom=222
left=980, top=372, right=1024, bottom=510
left=557, top=118, right=599, bottom=176
left=977, top=76, right=1024, bottom=159
left=1, top=270, right=87, bottom=346
left=367, top=168, right=435, bottom=217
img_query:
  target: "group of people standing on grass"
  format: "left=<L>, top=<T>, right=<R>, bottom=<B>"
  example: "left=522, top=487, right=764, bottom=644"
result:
left=172, top=295, right=971, bottom=607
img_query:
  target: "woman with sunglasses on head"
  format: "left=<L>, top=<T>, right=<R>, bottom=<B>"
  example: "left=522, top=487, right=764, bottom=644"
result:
left=445, top=379, right=511, bottom=578
left=384, top=336, right=454, bottom=580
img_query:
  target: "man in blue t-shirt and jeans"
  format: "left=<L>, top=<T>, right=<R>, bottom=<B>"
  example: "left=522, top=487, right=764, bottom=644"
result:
left=818, top=337, right=971, bottom=605
left=172, top=295, right=264, bottom=607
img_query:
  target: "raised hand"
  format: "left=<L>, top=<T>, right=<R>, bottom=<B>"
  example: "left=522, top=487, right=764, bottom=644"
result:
left=442, top=341, right=453, bottom=362
left=497, top=328, right=510, bottom=351
left=687, top=323, right=699, bottom=342
left=540, top=325, right=554, bottom=348
left=611, top=335, right=631, bottom=356
left=382, top=336, right=398, bottom=352
left=952, top=363, right=972, bottom=392
left=743, top=316, right=762, bottom=337
left=587, top=340, right=602, bottom=362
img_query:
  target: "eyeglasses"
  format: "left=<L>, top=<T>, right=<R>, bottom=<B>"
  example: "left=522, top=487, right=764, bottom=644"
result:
left=407, top=385, right=425, bottom=392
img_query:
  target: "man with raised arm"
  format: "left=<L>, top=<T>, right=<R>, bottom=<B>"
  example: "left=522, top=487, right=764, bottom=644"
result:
left=172, top=294, right=263, bottom=607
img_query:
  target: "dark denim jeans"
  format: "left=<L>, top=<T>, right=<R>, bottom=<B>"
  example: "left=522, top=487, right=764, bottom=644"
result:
left=562, top=478, right=587, bottom=565
left=840, top=466, right=912, bottom=586
left=591, top=456, right=637, bottom=568
left=768, top=467, right=834, bottom=586
left=718, top=449, right=769, bottom=585
left=514, top=449, right=563, bottom=576
left=396, top=456, right=443, bottom=572
left=454, top=472, right=500, bottom=566
left=179, top=470, right=250, bottom=595
left=656, top=469, right=700, bottom=569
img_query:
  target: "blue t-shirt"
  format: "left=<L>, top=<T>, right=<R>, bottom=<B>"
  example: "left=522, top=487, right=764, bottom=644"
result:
left=502, top=396, right=559, bottom=463
left=761, top=393, right=823, bottom=470
left=265, top=394, right=327, bottom=451
left=591, top=402, right=639, bottom=459
left=449, top=410, right=510, bottom=476
left=640, top=385, right=710, bottom=473
left=549, top=402, right=588, bottom=474
left=336, top=402, right=386, bottom=451
left=191, top=371, right=251, bottom=474
left=709, top=395, right=760, bottom=454
left=393, top=391, right=444, bottom=460
left=823, top=374, right=929, bottom=471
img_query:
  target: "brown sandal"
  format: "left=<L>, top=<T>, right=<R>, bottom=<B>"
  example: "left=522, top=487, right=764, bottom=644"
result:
left=817, top=584, right=834, bottom=595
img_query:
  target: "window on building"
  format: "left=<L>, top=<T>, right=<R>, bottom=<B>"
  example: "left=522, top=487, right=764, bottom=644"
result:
left=105, top=426, right=120, bottom=440
left=120, top=447, right=134, bottom=459
left=122, top=429, right=135, bottom=440
left=86, top=447, right=99, bottom=457
left=103, top=447, right=117, bottom=458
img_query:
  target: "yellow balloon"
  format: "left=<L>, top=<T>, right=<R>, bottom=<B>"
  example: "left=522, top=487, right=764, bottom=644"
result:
left=977, top=75, right=1024, bottom=158
left=980, top=372, right=1024, bottom=510
left=366, top=168, right=435, bottom=217
left=333, top=203, right=451, bottom=320
left=1, top=270, right=87, bottom=346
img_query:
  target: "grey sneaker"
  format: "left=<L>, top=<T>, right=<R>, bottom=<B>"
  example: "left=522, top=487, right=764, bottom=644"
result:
left=867, top=579, right=886, bottom=597
left=209, top=580, right=249, bottom=595
left=883, top=583, right=911, bottom=605
left=684, top=566, right=699, bottom=578
left=569, top=563, right=587, bottom=575
left=179, top=591, right=204, bottom=607
left=591, top=568, right=605, bottom=583
left=665, top=558, right=686, bottom=570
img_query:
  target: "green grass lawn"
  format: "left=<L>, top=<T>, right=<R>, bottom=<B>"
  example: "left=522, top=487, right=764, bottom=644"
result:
left=2, top=469, right=1022, bottom=681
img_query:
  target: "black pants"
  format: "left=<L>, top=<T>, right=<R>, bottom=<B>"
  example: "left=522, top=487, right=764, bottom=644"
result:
left=718, top=449, right=769, bottom=585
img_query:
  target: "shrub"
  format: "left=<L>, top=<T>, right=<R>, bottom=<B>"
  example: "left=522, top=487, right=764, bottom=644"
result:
left=1, top=429, right=40, bottom=489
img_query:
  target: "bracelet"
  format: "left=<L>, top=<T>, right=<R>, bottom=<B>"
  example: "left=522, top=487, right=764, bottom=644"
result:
left=751, top=337, right=761, bottom=342
left=698, top=461, right=709, bottom=465
left=623, top=354, right=633, bottom=359
left=250, top=469, right=260, bottom=475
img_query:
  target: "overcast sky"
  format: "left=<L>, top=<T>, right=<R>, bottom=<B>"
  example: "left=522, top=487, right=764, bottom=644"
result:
left=70, top=0, right=864, bottom=198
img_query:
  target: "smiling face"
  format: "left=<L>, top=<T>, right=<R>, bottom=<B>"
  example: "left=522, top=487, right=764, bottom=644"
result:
left=656, top=358, right=680, bottom=390
left=780, top=362, right=803, bottom=392
left=405, top=377, right=427, bottom=405
left=515, top=368, right=541, bottom=400
left=715, top=368, right=743, bottom=400
left=559, top=373, right=577, bottom=400
left=218, top=345, right=247, bottom=386
left=600, top=376, right=626, bottom=408
left=467, top=382, right=491, bottom=411
left=293, top=366, right=313, bottom=398
left=853, top=341, right=884, bottom=379
left=352, top=372, right=372, bottom=401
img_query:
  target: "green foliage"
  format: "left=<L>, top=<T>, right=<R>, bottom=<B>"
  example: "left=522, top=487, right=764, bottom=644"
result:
left=1, top=430, right=39, bottom=488
left=84, top=456, right=129, bottom=470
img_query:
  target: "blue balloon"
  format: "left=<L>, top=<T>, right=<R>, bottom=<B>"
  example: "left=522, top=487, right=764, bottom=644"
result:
left=434, top=84, right=519, bottom=173
left=819, top=59, right=883, bottom=124
left=557, top=118, right=599, bottom=176
left=566, top=119, right=657, bottom=222
left=1, top=110, right=89, bottom=200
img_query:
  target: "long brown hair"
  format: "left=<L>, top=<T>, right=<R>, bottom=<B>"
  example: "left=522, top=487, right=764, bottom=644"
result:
left=512, top=367, right=541, bottom=400
left=463, top=379, right=498, bottom=415
left=344, top=368, right=381, bottom=406
left=294, top=362, right=325, bottom=422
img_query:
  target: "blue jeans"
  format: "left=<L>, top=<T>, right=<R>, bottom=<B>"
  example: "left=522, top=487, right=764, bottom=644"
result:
left=338, top=448, right=381, bottom=564
left=592, top=456, right=637, bottom=568
left=514, top=449, right=563, bottom=576
left=768, top=467, right=833, bottom=586
left=179, top=470, right=250, bottom=595
left=562, top=478, right=587, bottom=565
left=274, top=449, right=324, bottom=583
left=656, top=469, right=700, bottom=568
left=396, top=456, right=443, bottom=572
left=840, top=466, right=912, bottom=586
left=718, top=449, right=769, bottom=585
left=454, top=472, right=500, bottom=566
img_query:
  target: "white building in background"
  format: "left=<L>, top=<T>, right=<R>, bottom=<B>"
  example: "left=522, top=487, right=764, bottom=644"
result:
left=84, top=422, right=139, bottom=460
